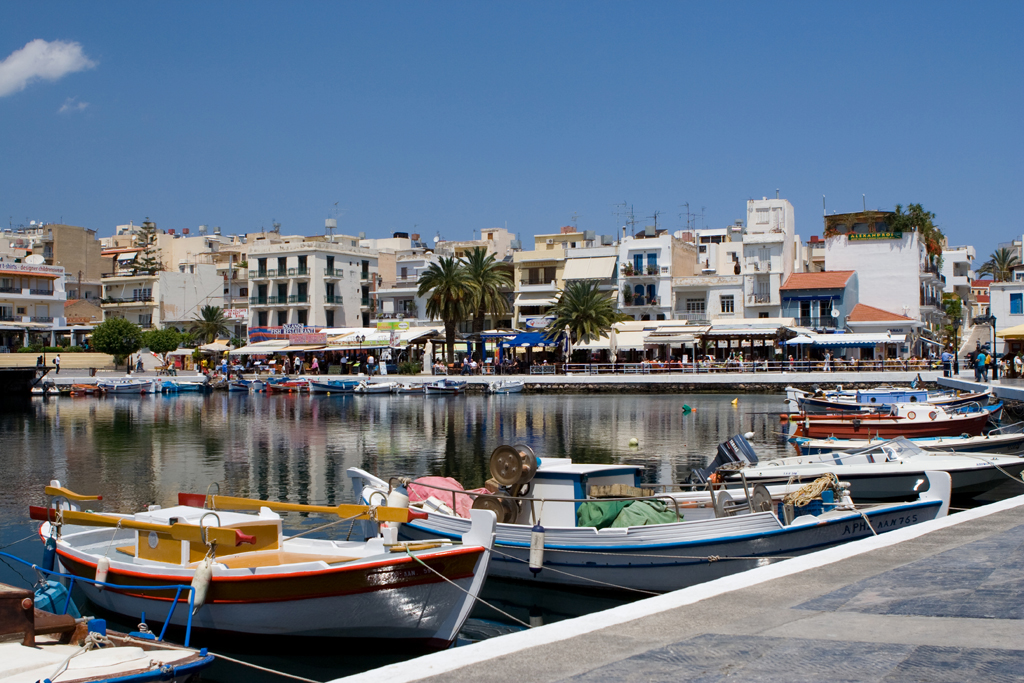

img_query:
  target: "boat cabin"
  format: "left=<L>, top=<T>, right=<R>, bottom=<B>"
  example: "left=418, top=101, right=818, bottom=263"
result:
left=855, top=388, right=929, bottom=404
left=521, top=461, right=643, bottom=527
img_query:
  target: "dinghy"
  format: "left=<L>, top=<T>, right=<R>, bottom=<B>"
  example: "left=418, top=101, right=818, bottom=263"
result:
left=309, top=379, right=360, bottom=394
left=31, top=482, right=496, bottom=646
left=488, top=380, right=525, bottom=394
left=424, top=379, right=466, bottom=395
left=96, top=378, right=155, bottom=394
left=357, top=381, right=400, bottom=394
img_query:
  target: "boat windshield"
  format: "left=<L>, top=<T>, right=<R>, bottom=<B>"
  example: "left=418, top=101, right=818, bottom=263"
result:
left=846, top=436, right=928, bottom=460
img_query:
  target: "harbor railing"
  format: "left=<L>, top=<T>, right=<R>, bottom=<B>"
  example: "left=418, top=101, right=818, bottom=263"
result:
left=555, top=359, right=945, bottom=375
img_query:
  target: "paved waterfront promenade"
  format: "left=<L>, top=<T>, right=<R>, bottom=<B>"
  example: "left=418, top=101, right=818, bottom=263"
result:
left=335, top=496, right=1024, bottom=683
left=35, top=368, right=942, bottom=392
left=939, top=375, right=1024, bottom=402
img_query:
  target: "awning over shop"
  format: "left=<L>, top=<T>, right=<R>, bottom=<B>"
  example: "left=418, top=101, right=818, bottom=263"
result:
left=325, top=326, right=439, bottom=349
left=997, top=323, right=1024, bottom=339
left=576, top=330, right=647, bottom=351
left=116, top=252, right=138, bottom=262
left=644, top=334, right=696, bottom=345
left=706, top=324, right=785, bottom=337
left=919, top=337, right=943, bottom=348
left=514, top=292, right=557, bottom=307
left=275, top=344, right=325, bottom=353
left=499, top=331, right=560, bottom=348
left=562, top=256, right=617, bottom=280
left=229, top=340, right=290, bottom=355
left=809, top=333, right=906, bottom=348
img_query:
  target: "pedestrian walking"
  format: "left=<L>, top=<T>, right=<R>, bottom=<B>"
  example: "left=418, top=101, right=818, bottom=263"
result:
left=136, top=355, right=144, bottom=374
left=311, top=356, right=320, bottom=375
left=54, top=354, right=60, bottom=374
left=940, top=347, right=953, bottom=378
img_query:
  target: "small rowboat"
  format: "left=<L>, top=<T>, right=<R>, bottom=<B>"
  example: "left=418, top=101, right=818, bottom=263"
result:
left=264, top=379, right=309, bottom=394
left=96, top=378, right=154, bottom=394
left=228, top=379, right=265, bottom=392
left=488, top=379, right=524, bottom=394
left=393, top=383, right=425, bottom=394
left=32, top=483, right=496, bottom=646
left=160, top=378, right=210, bottom=393
left=425, top=379, right=466, bottom=395
left=309, top=379, right=360, bottom=394
left=357, top=381, right=399, bottom=394
left=69, top=384, right=101, bottom=396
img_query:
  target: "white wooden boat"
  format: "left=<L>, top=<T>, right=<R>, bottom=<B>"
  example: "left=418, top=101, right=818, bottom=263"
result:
left=704, top=435, right=1024, bottom=502
left=160, top=378, right=210, bottom=393
left=357, top=381, right=400, bottom=394
left=0, top=580, right=213, bottom=683
left=424, top=379, right=466, bottom=395
left=394, top=383, right=425, bottom=394
left=792, top=422, right=1024, bottom=456
left=33, top=482, right=496, bottom=646
left=228, top=379, right=265, bottom=392
left=348, top=444, right=950, bottom=593
left=96, top=378, right=155, bottom=394
left=786, top=385, right=992, bottom=414
left=488, top=379, right=524, bottom=394
left=309, top=379, right=361, bottom=394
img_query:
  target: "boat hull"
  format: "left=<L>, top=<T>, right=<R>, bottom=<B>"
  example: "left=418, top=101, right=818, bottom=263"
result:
left=309, top=381, right=359, bottom=394
left=400, top=500, right=942, bottom=592
left=793, top=412, right=989, bottom=439
left=55, top=544, right=487, bottom=645
left=796, top=432, right=1024, bottom=456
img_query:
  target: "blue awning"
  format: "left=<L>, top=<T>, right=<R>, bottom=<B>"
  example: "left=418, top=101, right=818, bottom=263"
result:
left=500, top=331, right=561, bottom=348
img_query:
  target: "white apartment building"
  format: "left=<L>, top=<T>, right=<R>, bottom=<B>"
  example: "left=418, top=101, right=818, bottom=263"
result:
left=247, top=235, right=378, bottom=331
left=941, top=244, right=975, bottom=326
left=986, top=280, right=1024, bottom=355
left=741, top=198, right=798, bottom=319
left=0, top=260, right=67, bottom=349
left=374, top=252, right=437, bottom=325
left=100, top=265, right=221, bottom=330
left=618, top=227, right=698, bottom=321
left=824, top=211, right=946, bottom=333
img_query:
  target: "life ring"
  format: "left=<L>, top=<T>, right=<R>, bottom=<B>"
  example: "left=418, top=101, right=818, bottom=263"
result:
left=907, top=411, right=916, bottom=420
left=929, top=411, right=937, bottom=421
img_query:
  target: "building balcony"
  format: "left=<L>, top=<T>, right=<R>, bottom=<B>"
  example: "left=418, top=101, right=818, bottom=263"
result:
left=797, top=316, right=838, bottom=329
left=324, top=294, right=343, bottom=305
left=101, top=296, right=155, bottom=305
left=288, top=267, right=310, bottom=277
left=746, top=293, right=777, bottom=306
left=620, top=265, right=663, bottom=278
left=287, top=294, right=309, bottom=304
left=324, top=268, right=345, bottom=278
left=677, top=312, right=710, bottom=323
left=31, top=316, right=54, bottom=323
left=0, top=287, right=64, bottom=300
left=248, top=296, right=286, bottom=306
left=622, top=296, right=661, bottom=308
left=518, top=280, right=558, bottom=292
left=360, top=297, right=372, bottom=308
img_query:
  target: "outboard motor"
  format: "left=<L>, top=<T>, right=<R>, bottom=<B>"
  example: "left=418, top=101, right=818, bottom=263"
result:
left=691, top=435, right=760, bottom=484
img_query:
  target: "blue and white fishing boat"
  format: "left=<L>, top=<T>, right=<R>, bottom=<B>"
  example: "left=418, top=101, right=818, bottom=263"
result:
left=309, top=378, right=360, bottom=394
left=792, top=421, right=1024, bottom=455
left=488, top=379, right=525, bottom=394
left=787, top=385, right=992, bottom=414
left=348, top=440, right=950, bottom=593
left=160, top=378, right=210, bottom=393
left=228, top=378, right=265, bottom=392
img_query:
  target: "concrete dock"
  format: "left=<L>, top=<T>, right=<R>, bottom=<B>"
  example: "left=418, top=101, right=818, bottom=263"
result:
left=335, top=495, right=1024, bottom=683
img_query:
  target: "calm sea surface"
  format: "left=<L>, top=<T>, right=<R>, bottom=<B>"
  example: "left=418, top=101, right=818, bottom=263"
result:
left=0, top=391, right=792, bottom=681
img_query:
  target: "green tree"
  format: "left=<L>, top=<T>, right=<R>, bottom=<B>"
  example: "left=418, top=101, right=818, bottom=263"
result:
left=886, top=204, right=944, bottom=265
left=189, top=305, right=231, bottom=344
left=417, top=256, right=473, bottom=364
left=91, top=317, right=143, bottom=369
left=132, top=219, right=163, bottom=275
left=545, top=280, right=629, bottom=346
left=143, top=327, right=182, bottom=368
left=978, top=247, right=1020, bottom=282
left=463, top=247, right=513, bottom=362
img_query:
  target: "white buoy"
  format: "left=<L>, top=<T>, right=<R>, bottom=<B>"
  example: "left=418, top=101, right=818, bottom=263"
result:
left=529, top=523, right=545, bottom=574
left=744, top=431, right=755, bottom=439
left=191, top=557, right=213, bottom=613
left=628, top=437, right=639, bottom=447
left=387, top=482, right=410, bottom=509
left=95, top=556, right=110, bottom=589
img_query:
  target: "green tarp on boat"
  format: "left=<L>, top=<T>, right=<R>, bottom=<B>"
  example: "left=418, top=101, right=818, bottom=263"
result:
left=576, top=499, right=680, bottom=529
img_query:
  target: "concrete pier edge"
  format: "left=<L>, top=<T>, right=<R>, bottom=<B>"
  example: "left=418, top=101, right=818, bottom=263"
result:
left=330, top=493, right=1024, bottom=683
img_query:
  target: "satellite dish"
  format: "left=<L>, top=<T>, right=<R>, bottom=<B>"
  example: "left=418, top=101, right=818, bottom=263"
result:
left=25, top=254, right=45, bottom=264
left=831, top=308, right=839, bottom=318
left=433, top=236, right=440, bottom=243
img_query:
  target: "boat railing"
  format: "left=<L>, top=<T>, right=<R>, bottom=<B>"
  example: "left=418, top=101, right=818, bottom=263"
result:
left=403, top=479, right=689, bottom=521
left=0, top=550, right=198, bottom=647
left=986, top=421, right=1024, bottom=435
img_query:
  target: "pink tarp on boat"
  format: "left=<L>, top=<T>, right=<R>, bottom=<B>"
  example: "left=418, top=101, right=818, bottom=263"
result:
left=409, top=477, right=488, bottom=518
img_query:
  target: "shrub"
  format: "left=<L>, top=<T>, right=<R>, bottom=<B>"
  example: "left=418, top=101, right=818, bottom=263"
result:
left=398, top=361, right=422, bottom=374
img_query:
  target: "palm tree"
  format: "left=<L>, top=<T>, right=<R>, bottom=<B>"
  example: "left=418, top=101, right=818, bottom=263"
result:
left=463, top=247, right=513, bottom=362
left=978, top=247, right=1020, bottom=282
left=417, top=256, right=474, bottom=364
left=189, top=305, right=230, bottom=344
left=545, top=280, right=629, bottom=349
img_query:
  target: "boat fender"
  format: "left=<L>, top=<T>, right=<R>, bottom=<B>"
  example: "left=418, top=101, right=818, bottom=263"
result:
left=191, top=557, right=213, bottom=613
left=42, top=535, right=57, bottom=572
left=95, top=556, right=110, bottom=589
left=929, top=411, right=937, bottom=421
left=529, top=523, right=545, bottom=575
left=387, top=482, right=410, bottom=509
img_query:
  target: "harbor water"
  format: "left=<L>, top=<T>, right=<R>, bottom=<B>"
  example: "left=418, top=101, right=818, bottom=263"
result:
left=0, top=391, right=793, bottom=680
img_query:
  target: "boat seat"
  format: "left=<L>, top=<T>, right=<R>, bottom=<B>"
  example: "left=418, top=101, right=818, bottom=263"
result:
left=199, top=550, right=359, bottom=569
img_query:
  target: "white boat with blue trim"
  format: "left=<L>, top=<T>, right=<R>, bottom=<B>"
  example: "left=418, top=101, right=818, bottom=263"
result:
left=348, top=440, right=950, bottom=593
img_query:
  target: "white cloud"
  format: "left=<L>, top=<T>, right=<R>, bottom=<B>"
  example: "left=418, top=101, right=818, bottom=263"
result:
left=59, top=96, right=88, bottom=113
left=0, top=39, right=96, bottom=98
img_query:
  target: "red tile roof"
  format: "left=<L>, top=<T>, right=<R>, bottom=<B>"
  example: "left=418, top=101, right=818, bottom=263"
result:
left=972, top=279, right=993, bottom=288
left=780, top=270, right=855, bottom=291
left=976, top=294, right=990, bottom=304
left=846, top=303, right=913, bottom=322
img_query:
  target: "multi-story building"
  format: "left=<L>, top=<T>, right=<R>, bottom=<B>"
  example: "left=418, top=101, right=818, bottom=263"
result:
left=100, top=264, right=221, bottom=331
left=374, top=252, right=437, bottom=325
left=0, top=260, right=67, bottom=349
left=436, top=227, right=516, bottom=260
left=824, top=210, right=946, bottom=334
left=512, top=230, right=572, bottom=329
left=970, top=279, right=992, bottom=320
left=0, top=223, right=106, bottom=302
left=779, top=271, right=858, bottom=331
left=618, top=226, right=699, bottom=322
left=989, top=280, right=1024, bottom=355
left=740, top=198, right=799, bottom=319
left=247, top=234, right=378, bottom=332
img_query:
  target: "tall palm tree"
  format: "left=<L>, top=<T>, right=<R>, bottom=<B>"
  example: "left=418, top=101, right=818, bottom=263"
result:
left=545, top=281, right=629, bottom=352
left=417, top=256, right=474, bottom=364
left=189, top=305, right=230, bottom=344
left=978, top=247, right=1020, bottom=282
left=463, top=247, right=513, bottom=362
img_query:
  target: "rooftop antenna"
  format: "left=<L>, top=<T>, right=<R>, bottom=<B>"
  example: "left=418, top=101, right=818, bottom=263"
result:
left=678, top=202, right=694, bottom=231
left=862, top=194, right=866, bottom=212
left=822, top=195, right=826, bottom=217
left=776, top=189, right=779, bottom=199
left=570, top=212, right=580, bottom=230
left=700, top=207, right=706, bottom=231
left=272, top=220, right=281, bottom=234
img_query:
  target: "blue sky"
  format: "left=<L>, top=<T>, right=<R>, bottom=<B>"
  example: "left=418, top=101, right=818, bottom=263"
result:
left=2, top=1, right=1021, bottom=263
